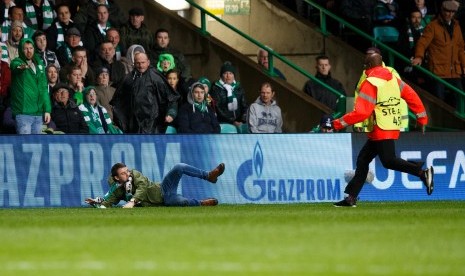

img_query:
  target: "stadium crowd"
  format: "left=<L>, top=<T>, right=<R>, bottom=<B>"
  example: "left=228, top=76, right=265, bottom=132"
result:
left=0, top=0, right=463, bottom=134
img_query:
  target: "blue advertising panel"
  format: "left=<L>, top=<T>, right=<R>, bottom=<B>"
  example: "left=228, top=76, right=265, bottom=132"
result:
left=352, top=132, right=465, bottom=201
left=1, top=132, right=463, bottom=208
left=0, top=134, right=352, bottom=207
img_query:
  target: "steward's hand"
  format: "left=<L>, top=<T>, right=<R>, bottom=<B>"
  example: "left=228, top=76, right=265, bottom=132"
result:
left=122, top=201, right=135, bottom=208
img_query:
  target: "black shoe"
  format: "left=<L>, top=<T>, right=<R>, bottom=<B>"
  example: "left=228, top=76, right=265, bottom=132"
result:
left=422, top=166, right=434, bottom=195
left=333, top=195, right=357, bottom=207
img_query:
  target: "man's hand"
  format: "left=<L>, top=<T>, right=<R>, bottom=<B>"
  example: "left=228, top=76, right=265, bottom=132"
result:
left=122, top=201, right=135, bottom=208
left=43, top=113, right=51, bottom=124
left=411, top=57, right=422, bottom=66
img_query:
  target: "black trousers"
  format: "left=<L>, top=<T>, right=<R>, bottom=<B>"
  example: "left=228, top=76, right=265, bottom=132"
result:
left=345, top=139, right=423, bottom=197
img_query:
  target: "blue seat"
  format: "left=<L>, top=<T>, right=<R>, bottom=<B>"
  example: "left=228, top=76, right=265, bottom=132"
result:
left=165, top=126, right=177, bottom=134
left=220, top=123, right=238, bottom=134
left=373, top=26, right=399, bottom=43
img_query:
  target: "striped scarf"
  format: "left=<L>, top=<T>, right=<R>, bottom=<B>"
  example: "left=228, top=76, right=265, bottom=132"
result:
left=0, top=42, right=8, bottom=64
left=97, top=22, right=111, bottom=36
left=219, top=79, right=238, bottom=112
left=1, top=21, right=32, bottom=42
left=25, top=0, right=55, bottom=30
left=407, top=24, right=424, bottom=49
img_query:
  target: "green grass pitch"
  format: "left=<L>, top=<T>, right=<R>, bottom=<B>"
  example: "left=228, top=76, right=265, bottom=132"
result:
left=0, top=201, right=463, bottom=275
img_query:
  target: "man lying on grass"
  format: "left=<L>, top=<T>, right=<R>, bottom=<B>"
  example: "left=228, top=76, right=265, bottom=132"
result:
left=85, top=162, right=225, bottom=208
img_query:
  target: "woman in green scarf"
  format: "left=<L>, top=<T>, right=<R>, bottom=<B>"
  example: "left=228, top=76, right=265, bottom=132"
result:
left=78, top=86, right=122, bottom=134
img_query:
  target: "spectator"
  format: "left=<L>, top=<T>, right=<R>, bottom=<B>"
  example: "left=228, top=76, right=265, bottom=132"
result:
left=373, top=0, right=400, bottom=28
left=120, top=43, right=144, bottom=74
left=312, top=114, right=334, bottom=133
left=83, top=4, right=111, bottom=61
left=56, top=27, right=83, bottom=66
left=151, top=28, right=191, bottom=80
left=65, top=66, right=84, bottom=105
left=73, top=0, right=125, bottom=34
left=339, top=0, right=375, bottom=34
left=85, top=162, right=224, bottom=208
left=156, top=52, right=175, bottom=76
left=10, top=37, right=50, bottom=134
left=46, top=63, right=59, bottom=95
left=32, top=30, right=60, bottom=70
left=303, top=55, right=346, bottom=111
left=257, top=47, right=286, bottom=80
left=399, top=9, right=424, bottom=59
left=0, top=0, right=15, bottom=26
left=45, top=4, right=75, bottom=51
left=50, top=82, right=88, bottom=133
left=52, top=0, right=79, bottom=18
left=1, top=6, right=35, bottom=42
left=78, top=86, right=122, bottom=134
left=412, top=0, right=465, bottom=106
left=402, top=0, right=436, bottom=27
left=5, top=20, right=23, bottom=62
left=0, top=58, right=11, bottom=130
left=197, top=76, right=215, bottom=112
left=247, top=82, right=282, bottom=133
left=59, top=45, right=95, bottom=86
left=0, top=28, right=7, bottom=63
left=210, top=61, right=248, bottom=127
left=105, top=27, right=124, bottom=61
left=94, top=67, right=115, bottom=120
left=91, top=41, right=126, bottom=89
left=118, top=7, right=153, bottom=53
left=22, top=0, right=56, bottom=31
left=165, top=68, right=181, bottom=98
left=177, top=82, right=220, bottom=134
left=111, top=52, right=179, bottom=133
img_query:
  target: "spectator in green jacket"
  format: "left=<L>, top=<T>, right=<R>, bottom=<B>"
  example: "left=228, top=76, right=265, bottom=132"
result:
left=10, top=37, right=51, bottom=134
left=85, top=162, right=225, bottom=208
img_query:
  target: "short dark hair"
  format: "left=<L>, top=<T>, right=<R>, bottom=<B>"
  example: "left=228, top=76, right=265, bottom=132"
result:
left=315, top=55, right=329, bottom=62
left=32, top=30, right=46, bottom=41
left=111, top=163, right=126, bottom=177
left=155, top=28, right=169, bottom=37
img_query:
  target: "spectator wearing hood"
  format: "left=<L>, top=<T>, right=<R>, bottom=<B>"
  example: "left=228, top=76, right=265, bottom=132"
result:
left=78, top=86, right=122, bottom=134
left=156, top=53, right=175, bottom=76
left=6, top=20, right=23, bottom=62
left=247, top=82, right=282, bottom=133
left=10, top=37, right=51, bottom=134
left=94, top=67, right=116, bottom=120
left=120, top=44, right=144, bottom=74
left=177, top=82, right=220, bottom=134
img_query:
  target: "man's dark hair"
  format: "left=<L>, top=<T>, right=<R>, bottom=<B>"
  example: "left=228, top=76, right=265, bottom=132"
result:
left=315, top=55, right=330, bottom=62
left=111, top=163, right=126, bottom=177
left=72, top=46, right=87, bottom=55
left=32, top=30, right=46, bottom=41
left=155, top=28, right=169, bottom=37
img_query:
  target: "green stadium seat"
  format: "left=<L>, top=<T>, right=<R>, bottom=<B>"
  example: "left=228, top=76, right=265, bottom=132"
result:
left=165, top=126, right=177, bottom=134
left=220, top=123, right=238, bottom=134
left=373, top=26, right=399, bottom=43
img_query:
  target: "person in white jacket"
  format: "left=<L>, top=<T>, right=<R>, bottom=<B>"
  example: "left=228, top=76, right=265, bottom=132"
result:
left=247, top=82, right=283, bottom=133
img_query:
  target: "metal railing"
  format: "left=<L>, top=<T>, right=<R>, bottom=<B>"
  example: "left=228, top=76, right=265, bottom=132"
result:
left=184, top=0, right=347, bottom=118
left=303, top=0, right=465, bottom=118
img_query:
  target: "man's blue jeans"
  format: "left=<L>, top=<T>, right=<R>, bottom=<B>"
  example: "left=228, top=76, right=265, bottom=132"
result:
left=161, top=163, right=209, bottom=206
left=15, top=115, right=43, bottom=134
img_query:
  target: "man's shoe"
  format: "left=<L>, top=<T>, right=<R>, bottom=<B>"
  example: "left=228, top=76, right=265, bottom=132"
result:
left=422, top=166, right=434, bottom=195
left=333, top=195, right=357, bottom=207
left=200, top=198, right=218, bottom=206
left=207, top=163, right=225, bottom=183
